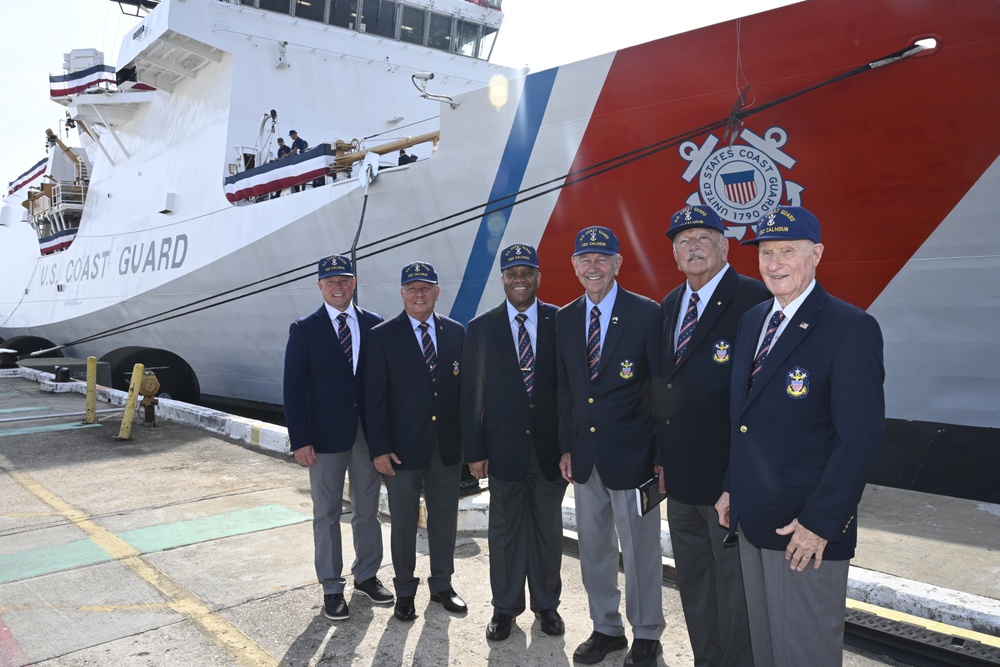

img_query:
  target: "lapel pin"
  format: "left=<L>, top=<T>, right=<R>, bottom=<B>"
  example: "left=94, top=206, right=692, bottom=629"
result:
left=611, top=316, right=619, bottom=324
left=799, top=322, right=809, bottom=329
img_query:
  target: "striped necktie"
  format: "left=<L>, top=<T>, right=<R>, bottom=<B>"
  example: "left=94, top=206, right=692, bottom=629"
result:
left=514, top=313, right=535, bottom=399
left=418, top=321, right=437, bottom=382
left=749, top=310, right=784, bottom=390
left=674, top=291, right=699, bottom=365
left=336, top=312, right=353, bottom=373
left=587, top=305, right=601, bottom=381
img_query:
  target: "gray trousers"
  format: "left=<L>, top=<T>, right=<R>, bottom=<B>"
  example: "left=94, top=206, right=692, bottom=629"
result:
left=383, top=444, right=461, bottom=598
left=668, top=498, right=753, bottom=667
left=739, top=531, right=850, bottom=667
left=308, top=427, right=383, bottom=594
left=575, top=465, right=665, bottom=640
left=488, top=453, right=567, bottom=616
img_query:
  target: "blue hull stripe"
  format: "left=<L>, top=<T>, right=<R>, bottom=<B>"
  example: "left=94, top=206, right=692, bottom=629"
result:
left=449, top=68, right=559, bottom=324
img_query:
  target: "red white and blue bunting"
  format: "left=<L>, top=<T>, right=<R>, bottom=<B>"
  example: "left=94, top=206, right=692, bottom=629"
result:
left=50, top=63, right=116, bottom=98
left=223, top=143, right=336, bottom=203
left=7, top=158, right=47, bottom=196
left=39, top=227, right=78, bottom=255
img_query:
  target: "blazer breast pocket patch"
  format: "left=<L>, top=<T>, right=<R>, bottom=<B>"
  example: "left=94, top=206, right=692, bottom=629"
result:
left=786, top=367, right=809, bottom=399
left=619, top=359, right=634, bottom=379
left=712, top=340, right=731, bottom=364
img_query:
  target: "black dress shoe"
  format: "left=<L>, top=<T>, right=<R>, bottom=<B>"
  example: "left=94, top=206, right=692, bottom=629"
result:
left=429, top=588, right=468, bottom=613
left=486, top=612, right=514, bottom=641
left=354, top=577, right=394, bottom=605
left=534, top=609, right=565, bottom=636
left=323, top=593, right=349, bottom=621
left=572, top=631, right=628, bottom=665
left=393, top=596, right=416, bottom=622
left=623, top=638, right=662, bottom=667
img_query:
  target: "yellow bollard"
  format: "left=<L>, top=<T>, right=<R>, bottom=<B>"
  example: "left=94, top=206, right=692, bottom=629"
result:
left=116, top=363, right=144, bottom=441
left=85, top=356, right=97, bottom=424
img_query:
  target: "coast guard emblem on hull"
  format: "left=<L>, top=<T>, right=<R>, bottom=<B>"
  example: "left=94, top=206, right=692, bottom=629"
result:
left=679, top=126, right=803, bottom=240
left=786, top=367, right=809, bottom=399
left=712, top=340, right=731, bottom=364
left=619, top=360, right=634, bottom=380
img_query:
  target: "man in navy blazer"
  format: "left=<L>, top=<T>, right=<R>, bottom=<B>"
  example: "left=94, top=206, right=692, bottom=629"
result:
left=365, top=261, right=467, bottom=623
left=655, top=206, right=769, bottom=667
left=556, top=227, right=664, bottom=667
left=461, top=243, right=567, bottom=642
left=283, top=254, right=392, bottom=622
left=717, top=206, right=885, bottom=666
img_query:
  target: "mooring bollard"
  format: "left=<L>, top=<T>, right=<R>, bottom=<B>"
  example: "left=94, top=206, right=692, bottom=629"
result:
left=85, top=356, right=97, bottom=425
left=116, top=363, right=145, bottom=441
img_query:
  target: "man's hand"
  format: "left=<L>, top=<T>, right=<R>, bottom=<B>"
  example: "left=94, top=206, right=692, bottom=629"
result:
left=777, top=518, right=828, bottom=571
left=293, top=445, right=317, bottom=467
left=374, top=453, right=402, bottom=476
left=715, top=492, right=731, bottom=528
left=654, top=465, right=665, bottom=494
left=559, top=453, right=573, bottom=484
left=469, top=460, right=489, bottom=479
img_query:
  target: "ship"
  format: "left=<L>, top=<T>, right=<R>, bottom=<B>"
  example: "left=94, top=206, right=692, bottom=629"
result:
left=2, top=0, right=998, bottom=501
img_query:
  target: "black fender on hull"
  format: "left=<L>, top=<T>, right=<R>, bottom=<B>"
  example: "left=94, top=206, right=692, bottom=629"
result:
left=0, top=336, right=63, bottom=368
left=99, top=346, right=201, bottom=405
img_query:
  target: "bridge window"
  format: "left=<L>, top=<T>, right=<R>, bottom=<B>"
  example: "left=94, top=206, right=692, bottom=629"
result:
left=258, top=0, right=292, bottom=15
left=329, top=0, right=354, bottom=28
left=427, top=12, right=451, bottom=51
left=294, top=0, right=325, bottom=22
left=478, top=24, right=497, bottom=60
left=360, top=0, right=396, bottom=38
left=399, top=6, right=425, bottom=45
left=455, top=19, right=478, bottom=57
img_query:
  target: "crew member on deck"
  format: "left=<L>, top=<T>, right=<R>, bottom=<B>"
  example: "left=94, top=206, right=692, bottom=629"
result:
left=289, top=129, right=308, bottom=154
left=276, top=137, right=291, bottom=159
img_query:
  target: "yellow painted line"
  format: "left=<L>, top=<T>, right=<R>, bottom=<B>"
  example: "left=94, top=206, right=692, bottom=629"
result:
left=250, top=423, right=261, bottom=447
left=0, top=453, right=277, bottom=667
left=848, top=598, right=1000, bottom=648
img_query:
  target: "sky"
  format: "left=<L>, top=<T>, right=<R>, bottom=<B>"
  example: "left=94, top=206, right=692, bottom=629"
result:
left=0, top=0, right=796, bottom=189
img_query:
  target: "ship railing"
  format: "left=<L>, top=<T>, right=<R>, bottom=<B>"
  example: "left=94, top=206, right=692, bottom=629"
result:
left=331, top=131, right=440, bottom=172
left=222, top=131, right=439, bottom=204
left=28, top=181, right=87, bottom=233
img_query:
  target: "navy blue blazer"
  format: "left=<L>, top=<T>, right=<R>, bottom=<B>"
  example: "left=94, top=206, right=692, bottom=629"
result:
left=283, top=304, right=384, bottom=453
left=654, top=267, right=771, bottom=505
left=726, top=283, right=885, bottom=560
left=556, top=286, right=660, bottom=490
left=364, top=311, right=465, bottom=470
left=461, top=300, right=562, bottom=482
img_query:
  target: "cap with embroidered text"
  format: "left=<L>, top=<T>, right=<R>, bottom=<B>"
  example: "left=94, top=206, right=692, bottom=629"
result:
left=741, top=206, right=822, bottom=245
left=666, top=205, right=725, bottom=239
left=500, top=243, right=539, bottom=271
left=400, top=261, right=438, bottom=285
left=573, top=226, right=620, bottom=256
left=317, top=254, right=354, bottom=279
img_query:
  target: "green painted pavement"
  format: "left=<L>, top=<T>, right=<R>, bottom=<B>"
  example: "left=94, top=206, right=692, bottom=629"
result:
left=0, top=504, right=310, bottom=584
left=0, top=407, right=49, bottom=414
left=120, top=505, right=310, bottom=553
left=0, top=540, right=112, bottom=584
